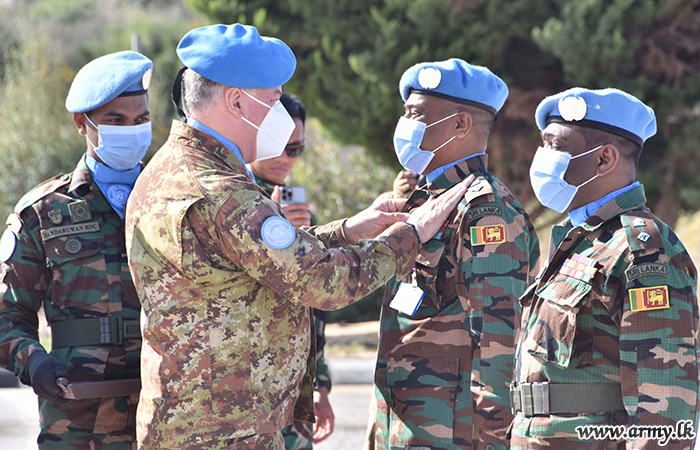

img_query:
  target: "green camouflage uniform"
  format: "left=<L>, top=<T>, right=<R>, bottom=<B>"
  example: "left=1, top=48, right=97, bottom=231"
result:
left=125, top=121, right=420, bottom=450
left=373, top=155, right=540, bottom=450
left=0, top=155, right=140, bottom=449
left=254, top=175, right=332, bottom=450
left=512, top=184, right=699, bottom=449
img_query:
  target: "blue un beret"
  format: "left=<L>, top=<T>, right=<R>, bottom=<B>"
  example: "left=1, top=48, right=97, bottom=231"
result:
left=177, top=24, right=296, bottom=89
left=535, top=87, right=657, bottom=145
left=399, top=58, right=508, bottom=114
left=66, top=51, right=153, bottom=113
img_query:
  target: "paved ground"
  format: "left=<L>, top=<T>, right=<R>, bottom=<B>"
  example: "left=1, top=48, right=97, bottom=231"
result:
left=0, top=364, right=375, bottom=450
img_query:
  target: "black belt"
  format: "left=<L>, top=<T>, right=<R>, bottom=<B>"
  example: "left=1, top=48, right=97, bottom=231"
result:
left=510, top=382, right=625, bottom=417
left=51, top=317, right=140, bottom=348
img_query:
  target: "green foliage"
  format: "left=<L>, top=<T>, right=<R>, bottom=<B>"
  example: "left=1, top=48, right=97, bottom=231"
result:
left=287, top=120, right=396, bottom=225
left=188, top=0, right=700, bottom=226
left=532, top=0, right=700, bottom=222
left=0, top=38, right=83, bottom=220
left=26, top=0, right=96, bottom=24
left=0, top=0, right=199, bottom=219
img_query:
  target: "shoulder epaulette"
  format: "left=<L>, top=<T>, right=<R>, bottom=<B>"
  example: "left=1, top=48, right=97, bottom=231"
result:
left=463, top=176, right=494, bottom=204
left=14, top=173, right=72, bottom=214
left=620, top=209, right=663, bottom=252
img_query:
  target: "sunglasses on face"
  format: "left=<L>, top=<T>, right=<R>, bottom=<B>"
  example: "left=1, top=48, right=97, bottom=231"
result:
left=285, top=140, right=305, bottom=158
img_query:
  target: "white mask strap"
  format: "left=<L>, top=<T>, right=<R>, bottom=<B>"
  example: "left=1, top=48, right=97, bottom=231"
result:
left=571, top=144, right=604, bottom=159
left=578, top=173, right=598, bottom=188
left=426, top=112, right=459, bottom=128
left=430, top=136, right=456, bottom=154
left=241, top=117, right=260, bottom=130
left=84, top=113, right=99, bottom=149
left=242, top=89, right=273, bottom=109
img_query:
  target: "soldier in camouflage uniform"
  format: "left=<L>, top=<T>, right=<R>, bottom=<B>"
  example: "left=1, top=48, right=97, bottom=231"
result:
left=125, top=24, right=472, bottom=450
left=0, top=52, right=153, bottom=449
left=249, top=94, right=335, bottom=449
left=511, top=87, right=698, bottom=449
left=372, top=59, right=540, bottom=450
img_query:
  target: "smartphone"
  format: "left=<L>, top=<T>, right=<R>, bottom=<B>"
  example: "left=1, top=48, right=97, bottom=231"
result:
left=279, top=186, right=306, bottom=204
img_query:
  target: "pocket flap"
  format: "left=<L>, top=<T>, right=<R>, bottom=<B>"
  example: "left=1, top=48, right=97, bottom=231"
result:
left=387, top=355, right=459, bottom=388
left=536, top=275, right=592, bottom=308
left=415, top=239, right=445, bottom=268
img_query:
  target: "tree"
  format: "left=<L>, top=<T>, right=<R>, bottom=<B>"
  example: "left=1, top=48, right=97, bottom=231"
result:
left=0, top=38, right=83, bottom=221
left=186, top=0, right=700, bottom=225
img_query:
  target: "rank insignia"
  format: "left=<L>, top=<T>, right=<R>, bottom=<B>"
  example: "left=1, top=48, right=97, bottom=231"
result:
left=633, top=218, right=645, bottom=227
left=48, top=209, right=63, bottom=225
left=470, top=224, right=506, bottom=245
left=68, top=200, right=92, bottom=223
left=629, top=285, right=670, bottom=311
left=559, top=253, right=597, bottom=283
left=638, top=232, right=650, bottom=242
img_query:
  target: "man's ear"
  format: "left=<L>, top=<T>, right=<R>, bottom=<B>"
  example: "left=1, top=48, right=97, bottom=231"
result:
left=454, top=111, right=473, bottom=139
left=224, top=87, right=244, bottom=118
left=73, top=113, right=88, bottom=135
left=596, top=144, right=620, bottom=177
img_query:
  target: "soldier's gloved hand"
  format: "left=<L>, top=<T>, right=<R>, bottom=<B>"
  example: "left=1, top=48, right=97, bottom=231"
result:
left=27, top=352, right=71, bottom=404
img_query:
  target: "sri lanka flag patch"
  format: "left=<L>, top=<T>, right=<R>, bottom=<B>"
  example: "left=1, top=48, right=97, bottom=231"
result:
left=470, top=224, right=506, bottom=245
left=629, top=285, right=670, bottom=311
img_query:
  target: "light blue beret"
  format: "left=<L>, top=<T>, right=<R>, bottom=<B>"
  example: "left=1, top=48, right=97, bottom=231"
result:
left=66, top=51, right=153, bottom=113
left=399, top=58, right=508, bottom=114
left=535, top=87, right=656, bottom=145
left=177, top=24, right=296, bottom=89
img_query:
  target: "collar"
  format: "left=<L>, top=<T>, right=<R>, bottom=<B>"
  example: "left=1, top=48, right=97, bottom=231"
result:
left=425, top=153, right=489, bottom=194
left=568, top=182, right=640, bottom=227
left=425, top=152, right=486, bottom=184
left=184, top=118, right=254, bottom=180
left=552, top=184, right=647, bottom=248
left=67, top=154, right=95, bottom=194
left=169, top=120, right=253, bottom=180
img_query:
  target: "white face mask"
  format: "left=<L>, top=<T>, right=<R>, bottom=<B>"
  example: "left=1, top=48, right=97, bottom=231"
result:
left=240, top=90, right=296, bottom=161
left=84, top=114, right=151, bottom=171
left=529, top=144, right=603, bottom=213
left=392, top=113, right=458, bottom=174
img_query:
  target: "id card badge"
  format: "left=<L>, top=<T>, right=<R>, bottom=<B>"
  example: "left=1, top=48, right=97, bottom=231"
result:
left=389, top=276, right=425, bottom=316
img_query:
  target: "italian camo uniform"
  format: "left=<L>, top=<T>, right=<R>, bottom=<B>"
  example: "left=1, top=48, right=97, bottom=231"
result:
left=512, top=185, right=699, bottom=449
left=254, top=174, right=332, bottom=450
left=374, top=154, right=540, bottom=450
left=126, top=121, right=420, bottom=450
left=0, top=155, right=140, bottom=449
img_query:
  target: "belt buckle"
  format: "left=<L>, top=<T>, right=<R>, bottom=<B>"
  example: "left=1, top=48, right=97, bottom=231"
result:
left=118, top=317, right=141, bottom=342
left=521, top=383, right=534, bottom=417
left=509, top=384, right=521, bottom=415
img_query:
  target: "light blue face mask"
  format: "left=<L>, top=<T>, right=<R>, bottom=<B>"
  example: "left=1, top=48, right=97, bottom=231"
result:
left=85, top=114, right=151, bottom=171
left=392, top=112, right=458, bottom=174
left=529, top=144, right=604, bottom=213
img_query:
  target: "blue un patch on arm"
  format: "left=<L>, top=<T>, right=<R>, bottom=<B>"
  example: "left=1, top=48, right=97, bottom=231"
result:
left=261, top=216, right=296, bottom=249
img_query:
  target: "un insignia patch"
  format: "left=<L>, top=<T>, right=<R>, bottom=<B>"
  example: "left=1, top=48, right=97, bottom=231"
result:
left=261, top=216, right=296, bottom=250
left=0, top=229, right=17, bottom=263
left=107, top=185, right=132, bottom=209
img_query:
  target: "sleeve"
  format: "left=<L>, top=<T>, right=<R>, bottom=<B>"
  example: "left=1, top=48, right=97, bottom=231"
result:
left=216, top=195, right=420, bottom=311
left=0, top=211, right=50, bottom=384
left=457, top=200, right=536, bottom=450
left=313, top=310, right=332, bottom=391
left=619, top=244, right=698, bottom=449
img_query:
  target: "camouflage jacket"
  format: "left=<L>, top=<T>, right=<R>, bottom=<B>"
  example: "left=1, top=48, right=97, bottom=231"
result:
left=374, top=155, right=540, bottom=450
left=513, top=184, right=699, bottom=449
left=0, top=155, right=140, bottom=434
left=254, top=174, right=331, bottom=392
left=125, top=121, right=419, bottom=449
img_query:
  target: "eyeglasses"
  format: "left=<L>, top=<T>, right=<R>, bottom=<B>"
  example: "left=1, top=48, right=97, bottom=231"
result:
left=284, top=140, right=305, bottom=158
